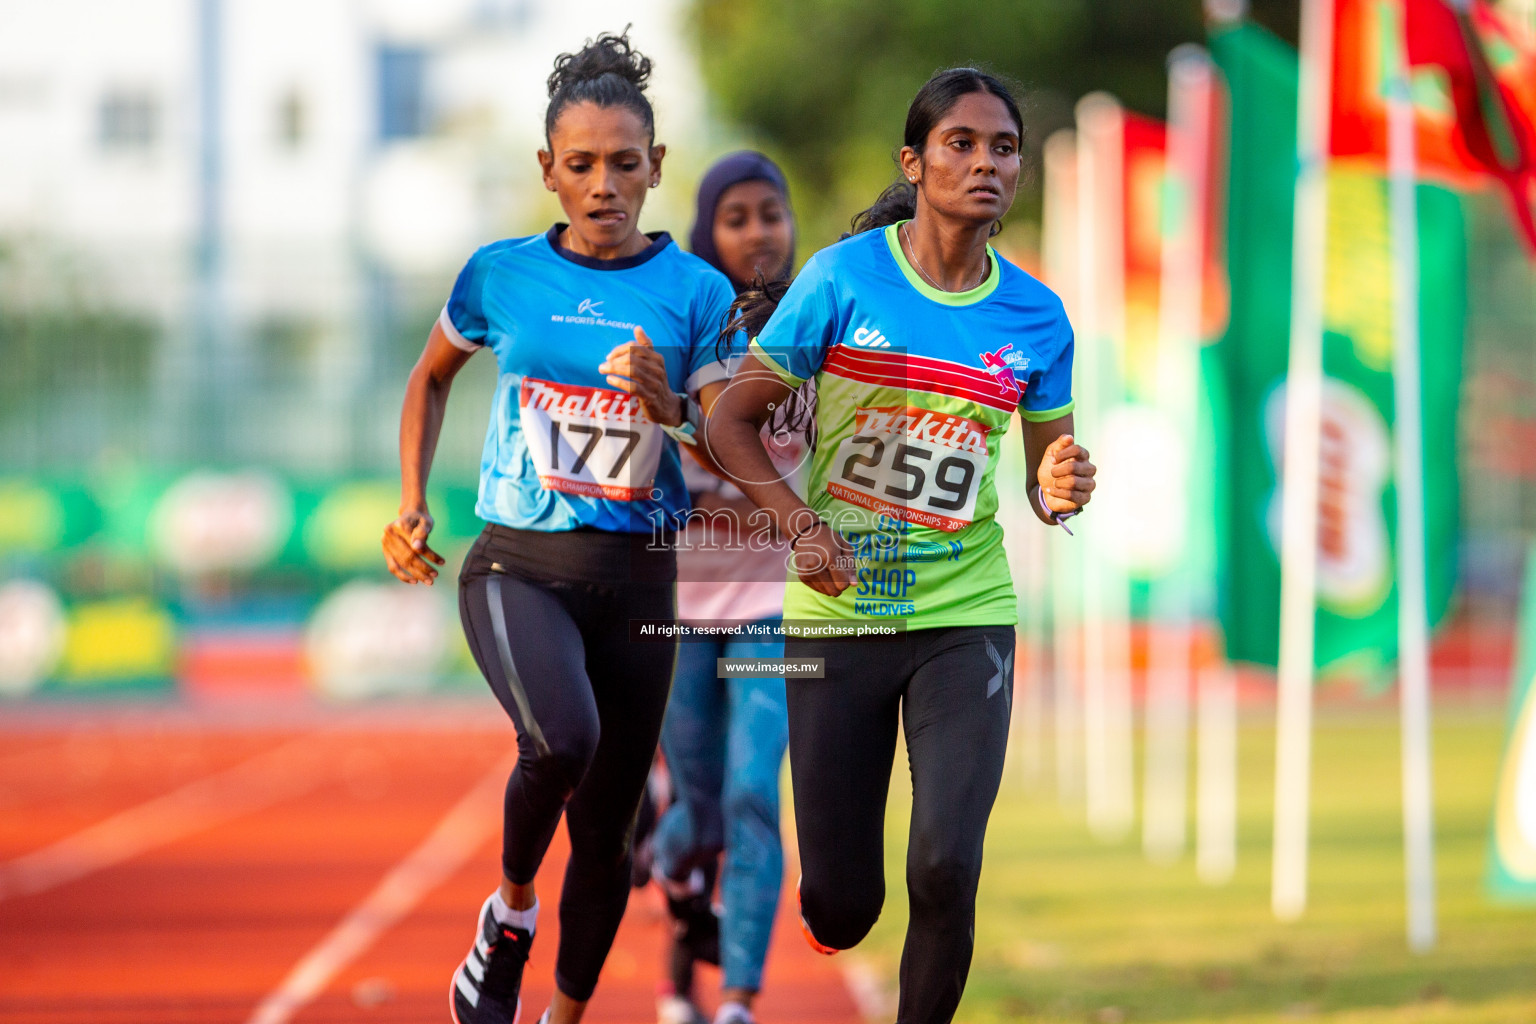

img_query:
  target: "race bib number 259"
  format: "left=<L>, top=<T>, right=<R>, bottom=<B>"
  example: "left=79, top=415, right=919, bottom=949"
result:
left=827, top=405, right=990, bottom=532
left=520, top=378, right=662, bottom=501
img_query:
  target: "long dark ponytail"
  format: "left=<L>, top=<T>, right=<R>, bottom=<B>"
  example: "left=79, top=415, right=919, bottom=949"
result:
left=719, top=66, right=1024, bottom=447
left=716, top=275, right=813, bottom=445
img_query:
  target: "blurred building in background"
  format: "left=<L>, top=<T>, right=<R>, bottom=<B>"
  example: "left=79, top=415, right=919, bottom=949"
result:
left=0, top=0, right=711, bottom=699
left=0, top=0, right=708, bottom=474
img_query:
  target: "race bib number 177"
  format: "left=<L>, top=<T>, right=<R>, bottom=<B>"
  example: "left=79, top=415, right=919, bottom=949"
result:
left=520, top=377, right=662, bottom=501
left=827, top=405, right=990, bottom=532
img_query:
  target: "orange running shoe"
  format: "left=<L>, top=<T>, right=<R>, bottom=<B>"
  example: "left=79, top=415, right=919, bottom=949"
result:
left=796, top=876, right=839, bottom=956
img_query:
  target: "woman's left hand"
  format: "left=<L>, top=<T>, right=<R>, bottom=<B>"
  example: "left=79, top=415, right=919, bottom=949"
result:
left=600, top=326, right=683, bottom=426
left=1038, top=433, right=1096, bottom=513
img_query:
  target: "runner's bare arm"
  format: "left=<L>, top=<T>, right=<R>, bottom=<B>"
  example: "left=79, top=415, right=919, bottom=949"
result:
left=682, top=379, right=737, bottom=480
left=384, top=320, right=475, bottom=585
left=709, top=352, right=854, bottom=596
left=1022, top=414, right=1096, bottom=526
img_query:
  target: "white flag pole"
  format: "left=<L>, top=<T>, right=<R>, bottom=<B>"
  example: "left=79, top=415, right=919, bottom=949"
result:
left=1006, top=452, right=1051, bottom=790
left=1144, top=46, right=1214, bottom=863
left=1026, top=521, right=1050, bottom=792
left=1077, top=93, right=1136, bottom=841
left=1075, top=103, right=1112, bottom=832
left=1197, top=0, right=1242, bottom=889
left=1197, top=656, right=1239, bottom=883
left=1016, top=517, right=1050, bottom=790
left=1205, top=0, right=1250, bottom=21
left=1053, top=526, right=1086, bottom=808
left=1273, top=0, right=1335, bottom=921
left=1387, top=0, right=1437, bottom=952
left=1043, top=129, right=1086, bottom=807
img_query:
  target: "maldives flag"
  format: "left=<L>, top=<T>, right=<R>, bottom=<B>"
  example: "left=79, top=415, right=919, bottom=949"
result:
left=1120, top=109, right=1230, bottom=392
left=1121, top=112, right=1167, bottom=404
left=1331, top=0, right=1536, bottom=252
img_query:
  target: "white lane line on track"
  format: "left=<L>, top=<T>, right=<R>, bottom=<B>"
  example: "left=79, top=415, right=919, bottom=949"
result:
left=840, top=955, right=896, bottom=1022
left=0, top=731, right=335, bottom=902
left=245, top=753, right=514, bottom=1024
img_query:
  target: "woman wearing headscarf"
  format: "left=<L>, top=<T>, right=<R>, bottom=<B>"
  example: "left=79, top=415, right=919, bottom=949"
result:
left=651, top=152, right=798, bottom=1024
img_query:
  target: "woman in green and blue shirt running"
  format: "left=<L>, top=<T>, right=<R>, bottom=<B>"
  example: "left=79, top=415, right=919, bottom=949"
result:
left=707, top=67, right=1097, bottom=1024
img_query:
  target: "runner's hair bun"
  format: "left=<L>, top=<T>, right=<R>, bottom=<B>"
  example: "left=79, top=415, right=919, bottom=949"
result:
left=544, top=27, right=656, bottom=142
left=547, top=28, right=652, bottom=98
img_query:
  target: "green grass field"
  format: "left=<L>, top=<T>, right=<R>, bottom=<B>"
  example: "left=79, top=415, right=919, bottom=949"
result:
left=849, top=705, right=1536, bottom=1023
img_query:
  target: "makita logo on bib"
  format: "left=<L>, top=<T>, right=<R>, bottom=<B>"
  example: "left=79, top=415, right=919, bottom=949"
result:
left=855, top=405, right=989, bottom=455
left=851, top=325, right=891, bottom=348
left=577, top=298, right=603, bottom=316
left=521, top=378, right=645, bottom=421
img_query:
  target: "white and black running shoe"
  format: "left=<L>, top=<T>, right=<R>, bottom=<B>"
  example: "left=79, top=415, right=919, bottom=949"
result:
left=450, top=895, right=534, bottom=1024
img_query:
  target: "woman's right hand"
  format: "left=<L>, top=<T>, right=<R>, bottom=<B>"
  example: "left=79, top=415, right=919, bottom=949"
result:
left=789, top=520, right=856, bottom=597
left=383, top=506, right=446, bottom=585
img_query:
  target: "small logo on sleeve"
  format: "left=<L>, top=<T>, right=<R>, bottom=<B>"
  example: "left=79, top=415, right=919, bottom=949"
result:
left=851, top=325, right=891, bottom=348
left=980, top=344, right=1029, bottom=397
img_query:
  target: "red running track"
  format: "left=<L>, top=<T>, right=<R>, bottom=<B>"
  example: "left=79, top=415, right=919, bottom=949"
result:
left=0, top=705, right=862, bottom=1024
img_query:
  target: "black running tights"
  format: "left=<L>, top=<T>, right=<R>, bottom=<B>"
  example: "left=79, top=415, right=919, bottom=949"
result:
left=786, top=626, right=1014, bottom=1024
left=458, top=543, right=675, bottom=1002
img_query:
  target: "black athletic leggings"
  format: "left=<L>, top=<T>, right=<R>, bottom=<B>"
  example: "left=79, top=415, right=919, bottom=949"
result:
left=787, top=626, right=1014, bottom=1024
left=458, top=524, right=677, bottom=1002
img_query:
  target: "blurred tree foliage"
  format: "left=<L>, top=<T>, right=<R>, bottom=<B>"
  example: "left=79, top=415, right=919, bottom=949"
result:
left=689, top=0, right=1299, bottom=247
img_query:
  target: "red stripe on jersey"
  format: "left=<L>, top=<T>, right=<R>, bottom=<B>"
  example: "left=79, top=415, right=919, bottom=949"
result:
left=822, top=346, right=1021, bottom=413
left=826, top=345, right=1011, bottom=391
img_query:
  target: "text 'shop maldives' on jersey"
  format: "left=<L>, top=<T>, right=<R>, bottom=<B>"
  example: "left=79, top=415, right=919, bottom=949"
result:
left=749, top=222, right=1075, bottom=630
left=439, top=226, right=735, bottom=534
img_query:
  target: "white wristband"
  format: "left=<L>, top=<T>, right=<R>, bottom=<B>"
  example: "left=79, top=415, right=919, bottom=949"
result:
left=659, top=393, right=700, bottom=446
left=1037, top=484, right=1078, bottom=536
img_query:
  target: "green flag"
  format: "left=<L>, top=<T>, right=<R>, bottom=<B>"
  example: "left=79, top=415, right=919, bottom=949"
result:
left=1210, top=22, right=1463, bottom=675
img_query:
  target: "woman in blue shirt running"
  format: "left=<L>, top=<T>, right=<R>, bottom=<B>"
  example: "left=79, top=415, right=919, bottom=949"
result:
left=382, top=30, right=735, bottom=1024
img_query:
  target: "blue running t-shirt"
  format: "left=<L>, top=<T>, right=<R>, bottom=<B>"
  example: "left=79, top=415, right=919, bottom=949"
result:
left=440, top=225, right=735, bottom=533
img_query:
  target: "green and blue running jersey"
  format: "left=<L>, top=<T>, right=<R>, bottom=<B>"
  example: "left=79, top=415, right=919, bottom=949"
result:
left=441, top=226, right=735, bottom=534
left=750, top=222, right=1075, bottom=630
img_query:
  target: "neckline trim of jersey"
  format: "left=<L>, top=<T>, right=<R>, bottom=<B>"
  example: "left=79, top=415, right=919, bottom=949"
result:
left=544, top=224, right=673, bottom=270
left=882, top=221, right=1001, bottom=306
